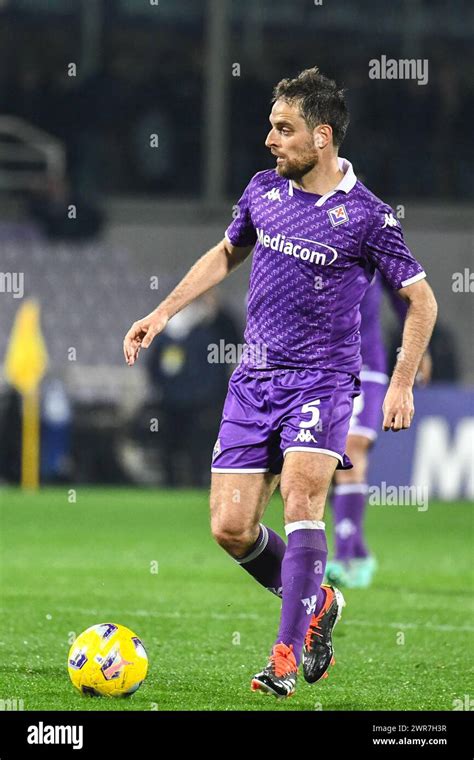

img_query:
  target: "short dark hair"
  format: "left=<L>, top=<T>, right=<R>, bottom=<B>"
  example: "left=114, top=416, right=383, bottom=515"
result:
left=272, top=67, right=350, bottom=147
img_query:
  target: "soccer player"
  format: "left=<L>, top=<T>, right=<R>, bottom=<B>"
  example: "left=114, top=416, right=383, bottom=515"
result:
left=123, top=67, right=437, bottom=698
left=326, top=274, right=432, bottom=588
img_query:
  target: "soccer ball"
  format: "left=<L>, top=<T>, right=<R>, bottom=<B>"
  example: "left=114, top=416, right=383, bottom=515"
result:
left=68, top=623, right=148, bottom=697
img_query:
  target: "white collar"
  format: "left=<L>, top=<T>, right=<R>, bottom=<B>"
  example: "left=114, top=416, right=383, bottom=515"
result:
left=287, top=157, right=357, bottom=206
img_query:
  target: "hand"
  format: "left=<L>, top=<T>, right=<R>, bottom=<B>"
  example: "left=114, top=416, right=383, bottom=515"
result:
left=123, top=307, right=169, bottom=366
left=415, top=351, right=432, bottom=386
left=382, top=383, right=414, bottom=432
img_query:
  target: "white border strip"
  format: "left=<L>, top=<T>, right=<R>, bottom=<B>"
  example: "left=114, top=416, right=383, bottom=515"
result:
left=285, top=520, right=326, bottom=535
left=401, top=271, right=426, bottom=288
left=333, top=483, right=368, bottom=495
left=283, top=446, right=343, bottom=465
left=211, top=467, right=269, bottom=473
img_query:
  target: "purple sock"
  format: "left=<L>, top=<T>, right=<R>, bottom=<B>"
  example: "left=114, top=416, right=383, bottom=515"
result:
left=274, top=522, right=327, bottom=665
left=237, top=525, right=286, bottom=597
left=332, top=484, right=369, bottom=560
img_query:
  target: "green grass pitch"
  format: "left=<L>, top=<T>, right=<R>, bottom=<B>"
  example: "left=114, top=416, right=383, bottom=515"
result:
left=0, top=487, right=472, bottom=711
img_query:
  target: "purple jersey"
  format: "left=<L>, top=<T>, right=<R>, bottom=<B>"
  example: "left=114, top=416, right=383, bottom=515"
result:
left=359, top=273, right=386, bottom=377
left=360, top=270, right=408, bottom=377
left=225, top=158, right=425, bottom=376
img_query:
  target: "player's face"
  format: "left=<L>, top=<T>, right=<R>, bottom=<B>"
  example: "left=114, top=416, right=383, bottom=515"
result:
left=265, top=99, right=318, bottom=180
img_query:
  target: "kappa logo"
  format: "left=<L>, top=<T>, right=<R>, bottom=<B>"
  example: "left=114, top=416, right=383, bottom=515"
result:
left=293, top=430, right=317, bottom=443
left=382, top=213, right=398, bottom=228
left=328, top=204, right=349, bottom=227
left=262, top=187, right=282, bottom=202
left=301, top=595, right=318, bottom=615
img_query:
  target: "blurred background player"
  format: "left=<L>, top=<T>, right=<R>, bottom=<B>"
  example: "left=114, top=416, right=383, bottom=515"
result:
left=326, top=272, right=432, bottom=588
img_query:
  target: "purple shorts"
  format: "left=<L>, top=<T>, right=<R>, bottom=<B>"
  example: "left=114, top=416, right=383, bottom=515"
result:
left=348, top=370, right=388, bottom=442
left=211, top=365, right=360, bottom=474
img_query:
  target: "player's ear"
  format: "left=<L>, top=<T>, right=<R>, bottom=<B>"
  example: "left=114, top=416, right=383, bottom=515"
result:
left=313, top=125, right=331, bottom=149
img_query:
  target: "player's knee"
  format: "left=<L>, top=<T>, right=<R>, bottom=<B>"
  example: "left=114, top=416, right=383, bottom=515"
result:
left=211, top=522, right=258, bottom=558
left=281, top=483, right=325, bottom=522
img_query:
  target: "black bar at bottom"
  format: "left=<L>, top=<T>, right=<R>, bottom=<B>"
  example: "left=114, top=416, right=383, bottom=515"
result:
left=0, top=710, right=471, bottom=757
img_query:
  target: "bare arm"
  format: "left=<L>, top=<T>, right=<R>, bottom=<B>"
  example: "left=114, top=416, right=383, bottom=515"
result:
left=382, top=278, right=437, bottom=431
left=123, top=237, right=253, bottom=365
left=386, top=284, right=433, bottom=385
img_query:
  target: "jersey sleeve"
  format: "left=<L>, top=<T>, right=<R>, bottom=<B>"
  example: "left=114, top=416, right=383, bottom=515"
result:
left=362, top=204, right=426, bottom=290
left=225, top=178, right=257, bottom=247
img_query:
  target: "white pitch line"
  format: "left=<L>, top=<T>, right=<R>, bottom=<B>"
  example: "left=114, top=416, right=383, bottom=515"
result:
left=53, top=607, right=473, bottom=632
left=54, top=607, right=259, bottom=621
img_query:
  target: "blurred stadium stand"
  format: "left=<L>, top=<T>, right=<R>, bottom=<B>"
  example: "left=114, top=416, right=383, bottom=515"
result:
left=0, top=0, right=472, bottom=488
left=0, top=0, right=472, bottom=199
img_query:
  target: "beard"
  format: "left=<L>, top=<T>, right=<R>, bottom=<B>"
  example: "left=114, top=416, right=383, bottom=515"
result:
left=275, top=146, right=318, bottom=180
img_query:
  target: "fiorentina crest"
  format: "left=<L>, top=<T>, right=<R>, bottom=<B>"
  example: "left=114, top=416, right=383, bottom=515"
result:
left=328, top=204, right=349, bottom=227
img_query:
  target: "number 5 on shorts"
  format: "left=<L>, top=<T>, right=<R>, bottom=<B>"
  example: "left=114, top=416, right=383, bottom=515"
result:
left=300, top=399, right=321, bottom=428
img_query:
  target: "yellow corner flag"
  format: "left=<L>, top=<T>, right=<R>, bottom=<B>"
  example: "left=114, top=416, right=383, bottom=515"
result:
left=4, top=299, right=48, bottom=489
